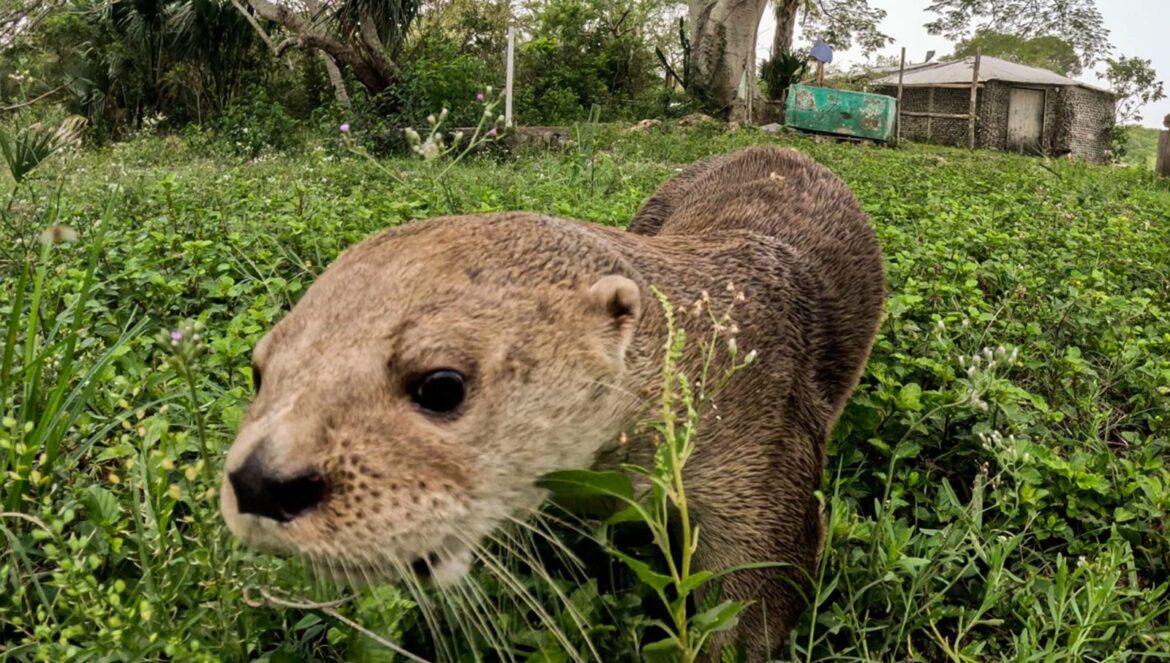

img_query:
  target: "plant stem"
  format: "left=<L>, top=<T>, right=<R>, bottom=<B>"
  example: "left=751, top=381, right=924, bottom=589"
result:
left=181, top=360, right=209, bottom=464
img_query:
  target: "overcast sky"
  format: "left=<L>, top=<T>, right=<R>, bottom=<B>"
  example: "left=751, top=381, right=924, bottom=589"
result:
left=755, top=0, right=1170, bottom=129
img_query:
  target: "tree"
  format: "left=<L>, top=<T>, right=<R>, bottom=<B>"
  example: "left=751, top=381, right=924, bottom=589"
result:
left=516, top=0, right=664, bottom=123
left=951, top=31, right=1081, bottom=76
left=684, top=0, right=891, bottom=118
left=770, top=0, right=890, bottom=59
left=924, top=0, right=1110, bottom=70
left=686, top=0, right=769, bottom=117
left=2, top=0, right=269, bottom=136
left=237, top=0, right=420, bottom=96
left=1104, top=55, right=1165, bottom=125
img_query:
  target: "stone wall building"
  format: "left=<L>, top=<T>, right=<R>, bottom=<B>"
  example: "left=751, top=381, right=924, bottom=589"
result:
left=873, top=56, right=1116, bottom=162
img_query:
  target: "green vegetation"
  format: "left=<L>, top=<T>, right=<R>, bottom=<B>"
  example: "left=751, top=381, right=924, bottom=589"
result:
left=2, top=124, right=1170, bottom=661
left=950, top=31, right=1082, bottom=76
left=1123, top=125, right=1163, bottom=170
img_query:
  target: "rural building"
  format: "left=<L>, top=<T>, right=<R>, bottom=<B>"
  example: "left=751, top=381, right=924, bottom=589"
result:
left=873, top=56, right=1116, bottom=161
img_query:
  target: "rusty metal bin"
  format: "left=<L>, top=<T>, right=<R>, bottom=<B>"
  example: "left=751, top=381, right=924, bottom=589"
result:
left=784, top=84, right=897, bottom=142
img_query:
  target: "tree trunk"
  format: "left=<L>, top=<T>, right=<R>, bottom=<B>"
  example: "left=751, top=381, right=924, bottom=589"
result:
left=687, top=0, right=770, bottom=117
left=770, top=0, right=800, bottom=57
left=321, top=54, right=352, bottom=109
left=243, top=0, right=398, bottom=96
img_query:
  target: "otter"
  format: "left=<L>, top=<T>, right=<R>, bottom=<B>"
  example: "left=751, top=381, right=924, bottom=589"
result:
left=220, top=146, right=885, bottom=660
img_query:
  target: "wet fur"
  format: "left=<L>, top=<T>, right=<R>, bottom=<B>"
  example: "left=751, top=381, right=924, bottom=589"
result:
left=625, top=146, right=886, bottom=657
left=220, top=146, right=885, bottom=660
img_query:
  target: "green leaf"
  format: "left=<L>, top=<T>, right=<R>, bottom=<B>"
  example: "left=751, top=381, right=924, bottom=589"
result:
left=536, top=469, right=635, bottom=502
left=293, top=614, right=322, bottom=630
left=691, top=600, right=750, bottom=633
left=611, top=550, right=672, bottom=592
left=641, top=635, right=683, bottom=662
left=677, top=569, right=714, bottom=597
left=896, top=382, right=923, bottom=411
left=82, top=485, right=120, bottom=527
left=605, top=504, right=647, bottom=525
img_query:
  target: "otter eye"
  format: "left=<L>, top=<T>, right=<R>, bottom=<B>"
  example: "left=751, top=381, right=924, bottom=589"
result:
left=252, top=364, right=262, bottom=393
left=411, top=370, right=465, bottom=414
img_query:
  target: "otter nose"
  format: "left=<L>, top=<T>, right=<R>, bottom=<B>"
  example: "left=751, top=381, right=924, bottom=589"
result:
left=228, top=450, right=326, bottom=523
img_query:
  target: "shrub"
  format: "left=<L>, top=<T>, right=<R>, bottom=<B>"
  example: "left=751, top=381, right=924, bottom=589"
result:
left=391, top=39, right=498, bottom=128
left=514, top=0, right=660, bottom=124
left=213, top=88, right=303, bottom=159
left=760, top=50, right=808, bottom=103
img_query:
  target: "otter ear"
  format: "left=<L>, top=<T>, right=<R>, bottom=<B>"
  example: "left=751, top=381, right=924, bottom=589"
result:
left=586, top=275, right=641, bottom=361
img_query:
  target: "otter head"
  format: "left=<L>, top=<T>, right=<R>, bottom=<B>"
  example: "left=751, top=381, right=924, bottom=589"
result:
left=220, top=215, right=644, bottom=585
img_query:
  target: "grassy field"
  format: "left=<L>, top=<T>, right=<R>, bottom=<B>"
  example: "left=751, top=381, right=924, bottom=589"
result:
left=2, top=124, right=1170, bottom=661
left=1123, top=125, right=1163, bottom=170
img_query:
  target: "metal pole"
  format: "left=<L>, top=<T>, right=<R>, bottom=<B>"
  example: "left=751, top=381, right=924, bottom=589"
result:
left=968, top=48, right=981, bottom=150
left=895, top=46, right=906, bottom=145
left=505, top=25, right=515, bottom=128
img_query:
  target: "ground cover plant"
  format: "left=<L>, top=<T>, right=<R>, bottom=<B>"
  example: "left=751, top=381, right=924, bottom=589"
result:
left=2, top=123, right=1170, bottom=661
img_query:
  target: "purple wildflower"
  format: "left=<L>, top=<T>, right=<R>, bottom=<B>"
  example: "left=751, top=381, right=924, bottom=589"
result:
left=487, top=127, right=498, bottom=137
left=170, top=330, right=183, bottom=342
left=339, top=123, right=350, bottom=133
left=476, top=92, right=485, bottom=102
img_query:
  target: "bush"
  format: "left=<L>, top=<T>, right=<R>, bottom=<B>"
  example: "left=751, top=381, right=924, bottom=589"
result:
left=213, top=89, right=303, bottom=158
left=514, top=0, right=660, bottom=125
left=392, top=39, right=498, bottom=128
left=760, top=50, right=808, bottom=103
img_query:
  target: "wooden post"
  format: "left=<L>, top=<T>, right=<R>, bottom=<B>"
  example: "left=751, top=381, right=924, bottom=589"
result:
left=927, top=87, right=934, bottom=141
left=1157, top=114, right=1170, bottom=177
left=816, top=61, right=825, bottom=86
left=1157, top=132, right=1170, bottom=177
left=895, top=47, right=906, bottom=146
left=968, top=49, right=981, bottom=150
left=505, top=25, right=515, bottom=128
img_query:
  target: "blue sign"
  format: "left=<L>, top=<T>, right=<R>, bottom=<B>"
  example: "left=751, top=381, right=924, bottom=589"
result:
left=810, top=39, right=833, bottom=64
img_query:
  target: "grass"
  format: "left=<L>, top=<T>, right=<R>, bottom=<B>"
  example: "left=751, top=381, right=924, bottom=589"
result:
left=1, top=123, right=1169, bottom=661
left=1123, top=125, right=1164, bottom=171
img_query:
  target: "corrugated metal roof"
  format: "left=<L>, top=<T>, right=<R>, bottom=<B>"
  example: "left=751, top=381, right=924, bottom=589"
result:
left=874, top=56, right=1111, bottom=93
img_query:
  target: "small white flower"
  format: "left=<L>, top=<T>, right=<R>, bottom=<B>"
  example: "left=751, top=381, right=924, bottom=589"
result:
left=414, top=137, right=442, bottom=160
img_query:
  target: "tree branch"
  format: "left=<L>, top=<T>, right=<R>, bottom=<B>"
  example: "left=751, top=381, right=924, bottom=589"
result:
left=0, top=84, right=67, bottom=113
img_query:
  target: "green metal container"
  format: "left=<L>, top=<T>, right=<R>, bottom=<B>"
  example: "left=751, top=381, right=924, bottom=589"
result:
left=784, top=84, right=897, bottom=142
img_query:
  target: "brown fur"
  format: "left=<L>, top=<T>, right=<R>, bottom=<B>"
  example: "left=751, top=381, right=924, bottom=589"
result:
left=220, top=146, right=885, bottom=660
